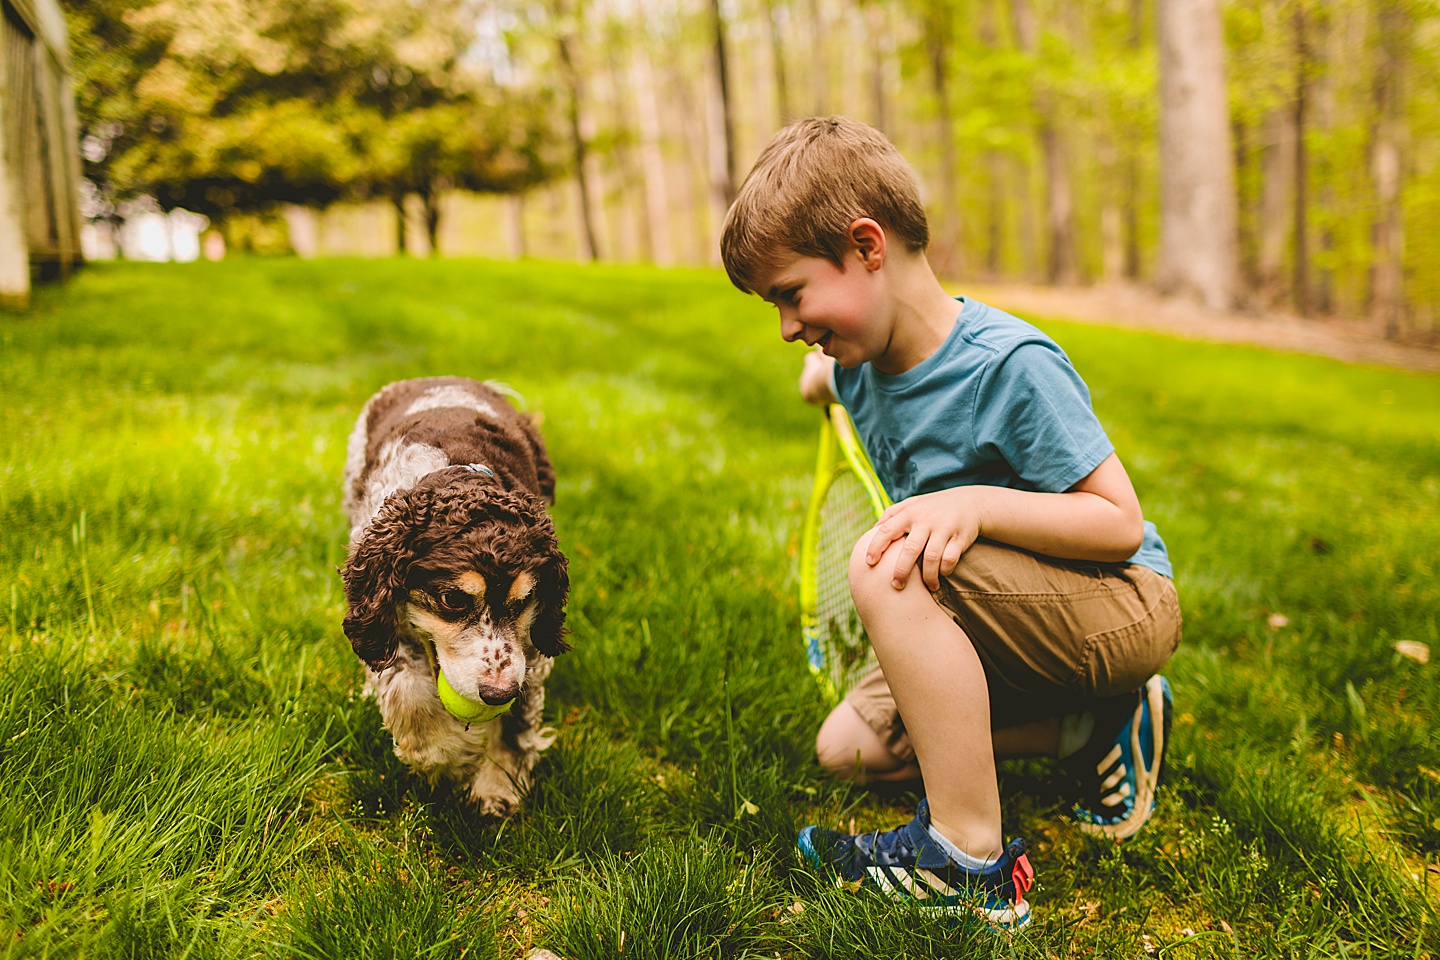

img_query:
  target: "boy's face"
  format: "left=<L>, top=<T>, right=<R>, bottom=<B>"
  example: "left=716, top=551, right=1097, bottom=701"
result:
left=756, top=250, right=885, bottom=369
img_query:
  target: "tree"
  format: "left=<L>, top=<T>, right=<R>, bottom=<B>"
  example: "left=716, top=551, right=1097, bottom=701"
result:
left=64, top=0, right=555, bottom=248
left=1368, top=0, right=1410, bottom=335
left=547, top=0, right=601, bottom=261
left=1011, top=0, right=1077, bottom=285
left=1156, top=0, right=1240, bottom=309
left=708, top=0, right=737, bottom=207
left=920, top=0, right=961, bottom=278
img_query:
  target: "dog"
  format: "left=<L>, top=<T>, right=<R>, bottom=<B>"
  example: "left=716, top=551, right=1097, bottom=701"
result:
left=340, top=377, right=569, bottom=815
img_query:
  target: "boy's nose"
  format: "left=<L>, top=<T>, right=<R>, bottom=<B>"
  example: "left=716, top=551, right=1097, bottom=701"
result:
left=780, top=315, right=804, bottom=342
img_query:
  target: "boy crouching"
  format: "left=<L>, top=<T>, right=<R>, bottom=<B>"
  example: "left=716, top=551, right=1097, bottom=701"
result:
left=721, top=117, right=1181, bottom=932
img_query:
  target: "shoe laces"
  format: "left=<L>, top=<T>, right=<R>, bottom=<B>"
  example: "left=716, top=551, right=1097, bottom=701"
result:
left=855, top=818, right=926, bottom=867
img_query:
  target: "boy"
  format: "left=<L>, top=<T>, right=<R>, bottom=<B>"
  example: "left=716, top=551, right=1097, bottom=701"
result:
left=720, top=117, right=1181, bottom=932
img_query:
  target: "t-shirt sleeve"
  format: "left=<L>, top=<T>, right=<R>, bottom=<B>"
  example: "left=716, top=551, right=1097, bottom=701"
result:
left=972, top=342, right=1114, bottom=492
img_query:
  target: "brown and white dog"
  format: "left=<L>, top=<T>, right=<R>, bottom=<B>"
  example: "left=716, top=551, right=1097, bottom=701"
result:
left=340, top=377, right=569, bottom=815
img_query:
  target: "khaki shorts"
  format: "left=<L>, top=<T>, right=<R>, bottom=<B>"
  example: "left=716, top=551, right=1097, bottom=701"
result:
left=845, top=538, right=1183, bottom=763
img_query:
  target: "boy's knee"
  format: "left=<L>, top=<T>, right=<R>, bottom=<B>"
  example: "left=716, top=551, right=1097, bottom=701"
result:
left=815, top=706, right=864, bottom=779
left=847, top=529, right=901, bottom=617
left=815, top=701, right=913, bottom=781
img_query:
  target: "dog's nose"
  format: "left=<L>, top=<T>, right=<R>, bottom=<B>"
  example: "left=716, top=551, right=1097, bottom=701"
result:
left=476, top=679, right=518, bottom=706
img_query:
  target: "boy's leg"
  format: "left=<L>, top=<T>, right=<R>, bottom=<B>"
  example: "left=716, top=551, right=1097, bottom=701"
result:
left=815, top=700, right=921, bottom=782
left=815, top=688, right=1061, bottom=778
left=846, top=528, right=1005, bottom=860
left=814, top=539, right=1181, bottom=830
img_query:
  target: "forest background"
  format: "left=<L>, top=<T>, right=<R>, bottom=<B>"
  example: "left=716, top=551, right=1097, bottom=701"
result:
left=69, top=0, right=1440, bottom=339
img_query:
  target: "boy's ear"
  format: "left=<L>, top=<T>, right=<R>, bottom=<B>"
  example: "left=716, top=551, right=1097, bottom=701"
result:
left=849, top=218, right=887, bottom=271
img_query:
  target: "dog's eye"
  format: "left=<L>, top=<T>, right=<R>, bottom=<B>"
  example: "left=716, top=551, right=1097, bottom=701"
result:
left=437, top=590, right=472, bottom=614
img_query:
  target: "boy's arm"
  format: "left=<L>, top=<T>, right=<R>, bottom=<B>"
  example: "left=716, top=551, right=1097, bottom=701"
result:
left=864, top=453, right=1146, bottom=591
left=798, top=348, right=837, bottom=406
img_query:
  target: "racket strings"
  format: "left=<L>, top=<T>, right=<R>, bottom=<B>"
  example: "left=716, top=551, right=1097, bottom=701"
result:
left=813, top=469, right=880, bottom=692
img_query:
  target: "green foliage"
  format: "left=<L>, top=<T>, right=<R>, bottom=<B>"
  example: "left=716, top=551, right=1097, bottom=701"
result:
left=274, top=842, right=504, bottom=960
left=542, top=836, right=778, bottom=960
left=2, top=259, right=1438, bottom=955
left=63, top=0, right=556, bottom=223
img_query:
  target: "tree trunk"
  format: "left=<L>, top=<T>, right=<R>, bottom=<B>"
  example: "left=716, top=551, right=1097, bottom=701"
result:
left=1012, top=0, right=1077, bottom=286
left=557, top=32, right=600, bottom=262
left=1041, top=121, right=1077, bottom=284
left=604, top=39, right=642, bottom=262
left=1368, top=0, right=1407, bottom=336
left=421, top=187, right=442, bottom=257
left=506, top=193, right=526, bottom=259
left=1123, top=0, right=1143, bottom=280
left=865, top=0, right=888, bottom=133
left=986, top=150, right=1006, bottom=278
left=1253, top=106, right=1294, bottom=305
left=668, top=46, right=709, bottom=265
left=1099, top=139, right=1124, bottom=281
left=709, top=0, right=737, bottom=208
left=766, top=0, right=791, bottom=125
left=979, top=0, right=1002, bottom=278
left=925, top=0, right=961, bottom=278
left=629, top=38, right=672, bottom=265
left=392, top=193, right=408, bottom=256
left=1292, top=3, right=1310, bottom=315
left=808, top=0, right=827, bottom=115
left=1156, top=0, right=1241, bottom=309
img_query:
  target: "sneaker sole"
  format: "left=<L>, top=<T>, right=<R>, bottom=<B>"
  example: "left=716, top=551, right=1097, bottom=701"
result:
left=796, top=829, right=1033, bottom=934
left=1077, top=675, right=1171, bottom=841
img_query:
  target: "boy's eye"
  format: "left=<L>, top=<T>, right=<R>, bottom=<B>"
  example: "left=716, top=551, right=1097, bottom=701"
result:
left=437, top=590, right=472, bottom=614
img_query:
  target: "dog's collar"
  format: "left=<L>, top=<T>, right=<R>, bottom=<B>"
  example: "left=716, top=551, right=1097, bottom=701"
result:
left=462, top=462, right=495, bottom=477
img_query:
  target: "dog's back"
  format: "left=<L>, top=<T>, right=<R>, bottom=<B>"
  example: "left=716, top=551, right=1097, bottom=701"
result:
left=343, top=377, right=555, bottom=538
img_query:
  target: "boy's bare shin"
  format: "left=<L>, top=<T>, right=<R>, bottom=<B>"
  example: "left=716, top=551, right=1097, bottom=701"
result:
left=849, top=530, right=1004, bottom=861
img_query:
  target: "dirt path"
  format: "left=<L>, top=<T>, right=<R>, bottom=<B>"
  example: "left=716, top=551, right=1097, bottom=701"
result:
left=964, top=281, right=1440, bottom=375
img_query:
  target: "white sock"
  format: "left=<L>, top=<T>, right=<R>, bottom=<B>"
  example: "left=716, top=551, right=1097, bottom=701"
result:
left=1057, top=710, right=1096, bottom=759
left=925, top=823, right=998, bottom=871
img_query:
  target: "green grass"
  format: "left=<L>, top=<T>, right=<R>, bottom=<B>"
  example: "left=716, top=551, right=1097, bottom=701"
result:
left=1, top=257, right=1437, bottom=957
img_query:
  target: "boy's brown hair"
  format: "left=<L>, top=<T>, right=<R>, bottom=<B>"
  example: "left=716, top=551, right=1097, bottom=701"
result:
left=720, top=116, right=929, bottom=294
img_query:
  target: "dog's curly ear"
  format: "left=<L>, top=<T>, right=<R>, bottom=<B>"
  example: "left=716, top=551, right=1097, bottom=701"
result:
left=341, top=491, right=428, bottom=670
left=530, top=536, right=571, bottom=657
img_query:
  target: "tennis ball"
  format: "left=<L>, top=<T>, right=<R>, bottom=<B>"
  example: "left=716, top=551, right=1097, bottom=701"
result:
left=436, top=669, right=510, bottom=723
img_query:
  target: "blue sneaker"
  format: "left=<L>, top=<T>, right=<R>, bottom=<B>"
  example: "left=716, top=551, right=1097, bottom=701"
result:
left=797, top=799, right=1034, bottom=932
left=1067, top=675, right=1173, bottom=840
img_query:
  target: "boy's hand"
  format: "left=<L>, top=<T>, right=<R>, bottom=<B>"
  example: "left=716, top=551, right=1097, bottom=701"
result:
left=799, top=348, right=837, bottom=406
left=865, top=488, right=981, bottom=592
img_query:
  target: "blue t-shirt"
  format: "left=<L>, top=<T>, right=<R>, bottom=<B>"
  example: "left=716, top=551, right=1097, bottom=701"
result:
left=833, top=296, right=1172, bottom=578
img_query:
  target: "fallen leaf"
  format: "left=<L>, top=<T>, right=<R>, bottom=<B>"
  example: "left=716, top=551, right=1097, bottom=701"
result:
left=1395, top=641, right=1430, bottom=664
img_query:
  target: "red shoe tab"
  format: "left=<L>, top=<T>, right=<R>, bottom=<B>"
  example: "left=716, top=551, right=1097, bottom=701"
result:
left=1010, top=854, right=1034, bottom=895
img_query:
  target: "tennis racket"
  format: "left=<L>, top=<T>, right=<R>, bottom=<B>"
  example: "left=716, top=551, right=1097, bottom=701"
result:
left=799, top=403, right=892, bottom=706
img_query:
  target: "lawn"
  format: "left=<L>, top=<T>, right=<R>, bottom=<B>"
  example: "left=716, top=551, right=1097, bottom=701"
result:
left=2, top=257, right=1437, bottom=958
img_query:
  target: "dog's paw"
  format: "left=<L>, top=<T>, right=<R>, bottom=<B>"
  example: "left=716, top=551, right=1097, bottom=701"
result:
left=468, top=762, right=525, bottom=816
left=474, top=792, right=521, bottom=818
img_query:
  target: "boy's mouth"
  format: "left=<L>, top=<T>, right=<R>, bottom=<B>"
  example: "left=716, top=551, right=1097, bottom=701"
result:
left=817, top=332, right=833, bottom=351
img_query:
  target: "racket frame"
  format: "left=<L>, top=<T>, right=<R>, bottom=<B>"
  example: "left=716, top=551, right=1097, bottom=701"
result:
left=799, top=403, right=892, bottom=705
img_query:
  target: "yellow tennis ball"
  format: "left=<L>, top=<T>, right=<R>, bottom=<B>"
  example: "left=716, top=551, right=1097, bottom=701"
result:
left=436, top=669, right=510, bottom=723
